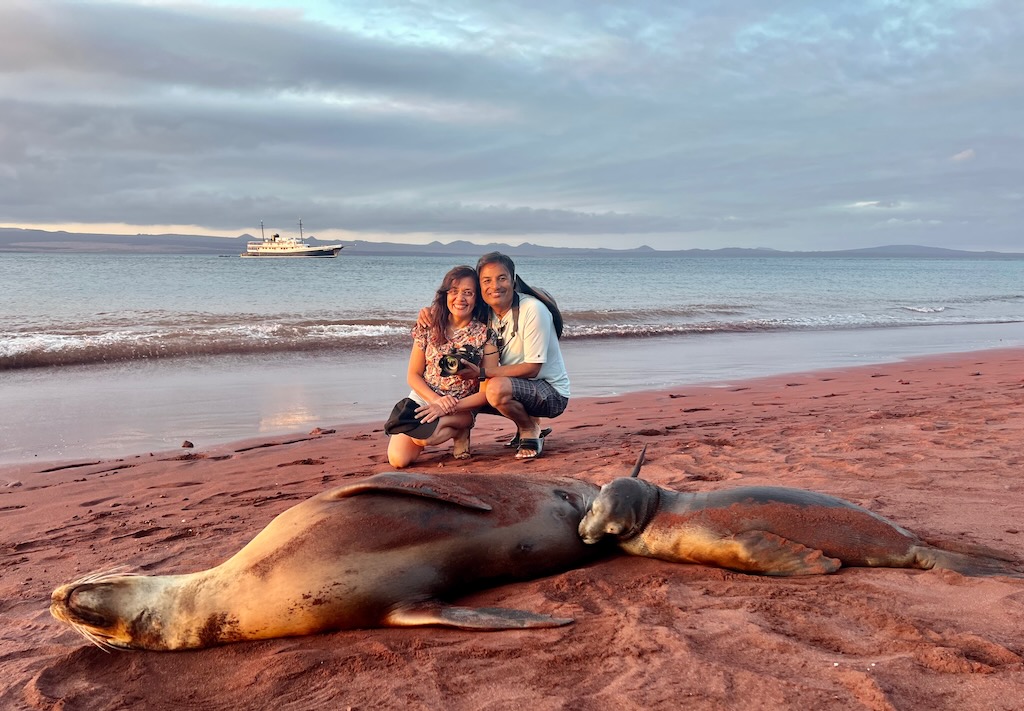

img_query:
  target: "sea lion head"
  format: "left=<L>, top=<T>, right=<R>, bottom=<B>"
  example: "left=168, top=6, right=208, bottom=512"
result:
left=578, top=477, right=659, bottom=544
left=50, top=570, right=183, bottom=651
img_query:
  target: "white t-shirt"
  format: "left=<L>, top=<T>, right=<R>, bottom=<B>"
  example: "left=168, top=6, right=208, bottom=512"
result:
left=490, top=293, right=570, bottom=398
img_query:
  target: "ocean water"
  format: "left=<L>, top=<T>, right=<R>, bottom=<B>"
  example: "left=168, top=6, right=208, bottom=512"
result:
left=2, top=253, right=1023, bottom=464
left=3, top=253, right=1024, bottom=368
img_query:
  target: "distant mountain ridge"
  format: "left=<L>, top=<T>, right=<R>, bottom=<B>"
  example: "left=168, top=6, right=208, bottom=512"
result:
left=0, top=227, right=1020, bottom=258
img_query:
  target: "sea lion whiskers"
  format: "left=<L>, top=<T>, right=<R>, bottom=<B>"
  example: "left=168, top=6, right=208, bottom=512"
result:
left=63, top=566, right=136, bottom=586
left=49, top=566, right=139, bottom=651
left=51, top=570, right=193, bottom=651
left=61, top=616, right=124, bottom=653
left=51, top=590, right=121, bottom=653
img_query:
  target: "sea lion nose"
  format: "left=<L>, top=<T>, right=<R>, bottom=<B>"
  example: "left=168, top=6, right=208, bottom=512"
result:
left=49, top=585, right=71, bottom=618
left=51, top=584, right=68, bottom=604
left=578, top=517, right=598, bottom=543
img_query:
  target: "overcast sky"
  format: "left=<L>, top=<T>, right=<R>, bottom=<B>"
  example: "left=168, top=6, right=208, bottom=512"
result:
left=1, top=1, right=1021, bottom=251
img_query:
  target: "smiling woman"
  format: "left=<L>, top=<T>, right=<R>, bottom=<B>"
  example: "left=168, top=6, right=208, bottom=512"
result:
left=385, top=264, right=498, bottom=468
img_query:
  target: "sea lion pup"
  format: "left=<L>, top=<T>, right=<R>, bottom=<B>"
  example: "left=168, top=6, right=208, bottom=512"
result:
left=579, top=471, right=1022, bottom=577
left=51, top=472, right=609, bottom=651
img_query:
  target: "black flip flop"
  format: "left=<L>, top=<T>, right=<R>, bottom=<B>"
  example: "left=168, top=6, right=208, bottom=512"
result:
left=505, top=427, right=552, bottom=447
left=515, top=437, right=544, bottom=460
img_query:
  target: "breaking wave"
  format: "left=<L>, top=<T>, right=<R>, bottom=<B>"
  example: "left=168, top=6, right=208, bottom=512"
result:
left=3, top=305, right=1018, bottom=370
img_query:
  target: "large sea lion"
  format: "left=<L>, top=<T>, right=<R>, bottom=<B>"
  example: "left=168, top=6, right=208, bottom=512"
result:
left=578, top=474, right=1022, bottom=577
left=51, top=472, right=609, bottom=650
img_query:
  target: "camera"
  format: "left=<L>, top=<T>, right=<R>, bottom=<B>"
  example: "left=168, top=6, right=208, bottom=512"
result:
left=438, top=345, right=482, bottom=377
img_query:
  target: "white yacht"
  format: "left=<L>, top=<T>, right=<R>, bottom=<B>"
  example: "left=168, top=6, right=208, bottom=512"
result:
left=241, top=221, right=343, bottom=258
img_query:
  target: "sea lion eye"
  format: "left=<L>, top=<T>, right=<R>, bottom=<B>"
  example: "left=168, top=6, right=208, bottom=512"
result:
left=554, top=489, right=584, bottom=510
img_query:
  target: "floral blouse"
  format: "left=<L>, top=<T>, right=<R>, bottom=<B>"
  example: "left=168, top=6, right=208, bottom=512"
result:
left=412, top=321, right=492, bottom=400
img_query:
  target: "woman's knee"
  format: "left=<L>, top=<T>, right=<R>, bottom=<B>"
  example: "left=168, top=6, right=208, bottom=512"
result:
left=388, top=448, right=414, bottom=468
left=387, top=436, right=421, bottom=468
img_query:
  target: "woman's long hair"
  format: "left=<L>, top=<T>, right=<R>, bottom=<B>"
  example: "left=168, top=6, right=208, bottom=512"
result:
left=429, top=265, right=486, bottom=346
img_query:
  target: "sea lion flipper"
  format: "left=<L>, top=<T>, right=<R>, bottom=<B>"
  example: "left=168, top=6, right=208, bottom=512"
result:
left=387, top=602, right=573, bottom=629
left=911, top=545, right=1024, bottom=578
left=727, top=531, right=842, bottom=576
left=325, top=473, right=492, bottom=511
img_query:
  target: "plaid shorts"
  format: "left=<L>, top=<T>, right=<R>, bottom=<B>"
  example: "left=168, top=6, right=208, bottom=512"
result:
left=477, top=378, right=568, bottom=419
left=506, top=378, right=569, bottom=418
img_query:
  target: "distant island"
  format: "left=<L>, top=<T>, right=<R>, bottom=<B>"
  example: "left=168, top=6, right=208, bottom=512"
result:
left=0, top=227, right=1020, bottom=259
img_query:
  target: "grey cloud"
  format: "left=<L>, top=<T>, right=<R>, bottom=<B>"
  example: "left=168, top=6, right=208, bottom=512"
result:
left=0, top=0, right=1022, bottom=251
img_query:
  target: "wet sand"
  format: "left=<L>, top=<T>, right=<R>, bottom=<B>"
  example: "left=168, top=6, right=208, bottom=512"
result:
left=2, top=348, right=1024, bottom=710
left=4, top=321, right=1023, bottom=466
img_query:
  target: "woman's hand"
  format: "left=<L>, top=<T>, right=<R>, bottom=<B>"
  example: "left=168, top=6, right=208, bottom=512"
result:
left=415, top=395, right=458, bottom=423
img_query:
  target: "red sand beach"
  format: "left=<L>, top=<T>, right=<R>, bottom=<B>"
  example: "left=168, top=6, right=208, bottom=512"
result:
left=2, top=348, right=1024, bottom=710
